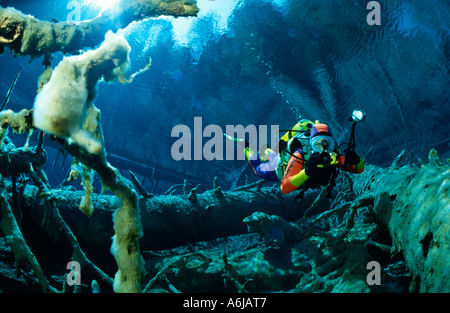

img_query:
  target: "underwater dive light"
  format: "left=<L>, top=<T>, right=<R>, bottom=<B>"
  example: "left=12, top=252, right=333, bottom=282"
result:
left=347, top=109, right=366, bottom=154
left=351, top=109, right=366, bottom=123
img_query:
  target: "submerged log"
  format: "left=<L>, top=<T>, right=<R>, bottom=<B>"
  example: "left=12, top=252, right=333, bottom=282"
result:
left=0, top=0, right=199, bottom=58
left=6, top=136, right=448, bottom=292
left=20, top=184, right=324, bottom=251
left=138, top=186, right=308, bottom=249
left=353, top=152, right=449, bottom=292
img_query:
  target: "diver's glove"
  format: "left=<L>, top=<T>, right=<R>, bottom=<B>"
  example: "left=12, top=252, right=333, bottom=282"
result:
left=344, top=150, right=360, bottom=165
left=304, top=153, right=322, bottom=177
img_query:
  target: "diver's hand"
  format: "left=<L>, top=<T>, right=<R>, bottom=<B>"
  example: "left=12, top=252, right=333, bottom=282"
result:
left=345, top=150, right=360, bottom=165
left=304, top=153, right=322, bottom=177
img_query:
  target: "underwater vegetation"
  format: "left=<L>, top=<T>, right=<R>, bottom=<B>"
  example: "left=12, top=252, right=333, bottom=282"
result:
left=0, top=0, right=448, bottom=294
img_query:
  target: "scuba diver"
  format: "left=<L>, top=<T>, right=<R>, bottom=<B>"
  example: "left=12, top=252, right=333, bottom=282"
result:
left=225, top=110, right=365, bottom=198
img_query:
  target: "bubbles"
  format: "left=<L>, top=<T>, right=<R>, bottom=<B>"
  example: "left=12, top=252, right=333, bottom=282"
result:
left=83, top=0, right=120, bottom=12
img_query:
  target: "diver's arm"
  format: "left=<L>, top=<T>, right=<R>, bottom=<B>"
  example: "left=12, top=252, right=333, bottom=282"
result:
left=339, top=152, right=364, bottom=174
left=280, top=150, right=308, bottom=194
left=286, top=169, right=310, bottom=190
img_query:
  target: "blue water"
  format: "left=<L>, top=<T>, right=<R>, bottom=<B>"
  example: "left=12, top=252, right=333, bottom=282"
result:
left=0, top=0, right=449, bottom=193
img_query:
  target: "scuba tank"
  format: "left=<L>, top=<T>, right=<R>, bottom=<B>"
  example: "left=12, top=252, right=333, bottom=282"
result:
left=276, top=119, right=316, bottom=181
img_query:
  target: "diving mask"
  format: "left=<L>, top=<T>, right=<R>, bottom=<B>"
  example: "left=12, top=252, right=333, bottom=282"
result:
left=310, top=135, right=336, bottom=153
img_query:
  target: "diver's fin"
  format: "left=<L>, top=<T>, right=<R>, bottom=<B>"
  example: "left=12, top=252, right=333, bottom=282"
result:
left=224, top=133, right=250, bottom=149
left=224, top=133, right=244, bottom=143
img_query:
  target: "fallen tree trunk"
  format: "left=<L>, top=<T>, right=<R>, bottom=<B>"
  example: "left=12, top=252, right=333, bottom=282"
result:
left=7, top=140, right=449, bottom=292
left=137, top=185, right=308, bottom=250
left=19, top=184, right=326, bottom=252
left=353, top=150, right=449, bottom=292
left=0, top=0, right=198, bottom=58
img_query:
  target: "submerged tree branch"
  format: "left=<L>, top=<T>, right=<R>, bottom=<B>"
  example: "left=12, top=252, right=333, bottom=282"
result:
left=0, top=0, right=199, bottom=58
left=0, top=187, right=54, bottom=292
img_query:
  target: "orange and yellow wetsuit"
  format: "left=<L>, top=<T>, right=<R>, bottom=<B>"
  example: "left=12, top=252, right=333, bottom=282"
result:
left=280, top=148, right=364, bottom=194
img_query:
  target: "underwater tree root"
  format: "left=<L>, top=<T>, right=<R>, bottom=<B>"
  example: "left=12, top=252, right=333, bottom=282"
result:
left=352, top=149, right=450, bottom=292
left=0, top=188, right=53, bottom=292
left=143, top=251, right=211, bottom=293
left=30, top=169, right=114, bottom=289
left=0, top=137, right=113, bottom=291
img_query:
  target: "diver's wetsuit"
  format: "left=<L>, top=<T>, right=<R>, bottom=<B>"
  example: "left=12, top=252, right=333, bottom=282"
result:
left=280, top=148, right=364, bottom=194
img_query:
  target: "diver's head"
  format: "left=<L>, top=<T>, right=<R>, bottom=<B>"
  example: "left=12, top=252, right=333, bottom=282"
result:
left=311, top=135, right=335, bottom=153
left=310, top=124, right=335, bottom=153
